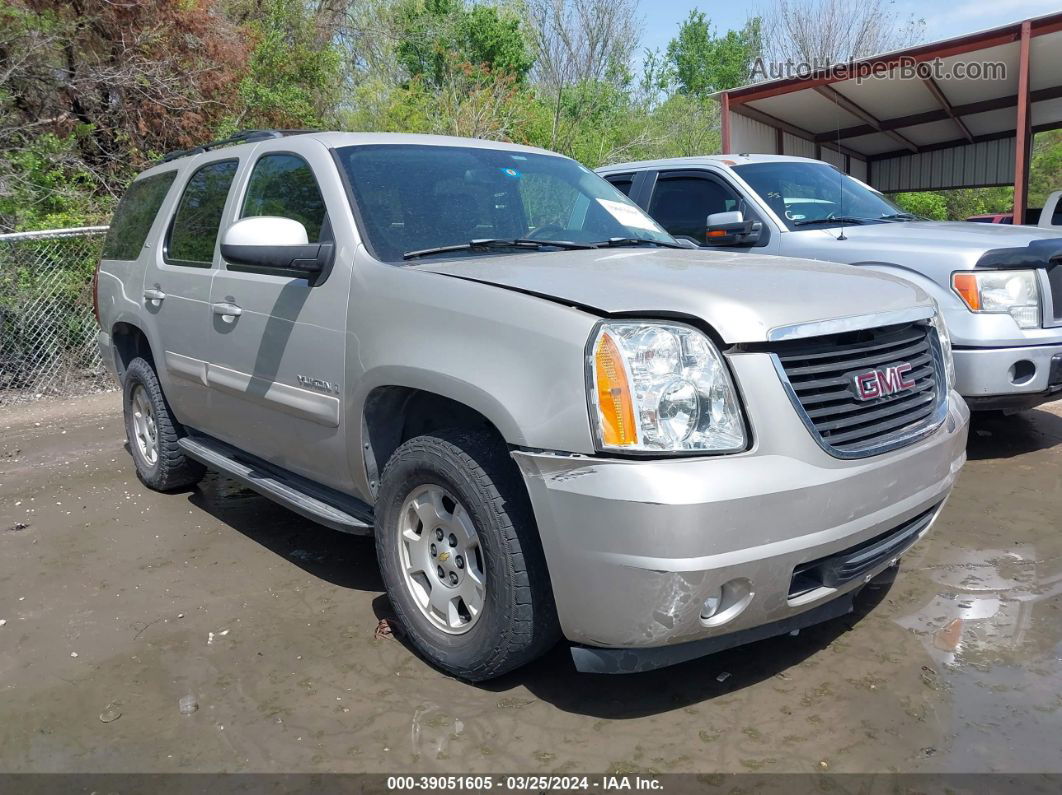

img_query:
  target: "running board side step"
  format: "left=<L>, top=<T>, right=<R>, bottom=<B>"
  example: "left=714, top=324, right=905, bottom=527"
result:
left=178, top=436, right=374, bottom=535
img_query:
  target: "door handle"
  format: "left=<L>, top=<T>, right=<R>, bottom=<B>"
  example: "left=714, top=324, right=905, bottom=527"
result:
left=143, top=288, right=166, bottom=304
left=212, top=302, right=242, bottom=320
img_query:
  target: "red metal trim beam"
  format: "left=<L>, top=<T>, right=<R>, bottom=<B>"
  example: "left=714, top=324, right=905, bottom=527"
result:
left=922, top=77, right=974, bottom=143
left=1013, top=20, right=1032, bottom=222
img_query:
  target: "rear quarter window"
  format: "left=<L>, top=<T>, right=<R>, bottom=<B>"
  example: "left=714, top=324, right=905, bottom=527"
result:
left=101, top=171, right=177, bottom=260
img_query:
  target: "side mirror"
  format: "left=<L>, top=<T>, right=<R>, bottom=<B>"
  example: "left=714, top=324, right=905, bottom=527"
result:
left=220, top=217, right=334, bottom=280
left=705, top=211, right=761, bottom=247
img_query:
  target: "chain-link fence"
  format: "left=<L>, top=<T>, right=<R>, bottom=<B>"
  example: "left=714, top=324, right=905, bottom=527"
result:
left=0, top=226, right=114, bottom=404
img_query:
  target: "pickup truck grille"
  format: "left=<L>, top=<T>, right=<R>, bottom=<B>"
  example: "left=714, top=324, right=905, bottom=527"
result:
left=769, top=321, right=946, bottom=458
left=1048, top=263, right=1062, bottom=323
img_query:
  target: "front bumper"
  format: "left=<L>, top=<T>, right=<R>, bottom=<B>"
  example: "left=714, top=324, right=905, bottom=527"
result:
left=513, top=354, right=969, bottom=669
left=953, top=343, right=1062, bottom=410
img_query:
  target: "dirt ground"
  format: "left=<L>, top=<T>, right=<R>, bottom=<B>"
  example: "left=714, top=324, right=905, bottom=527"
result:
left=1, top=391, right=1060, bottom=775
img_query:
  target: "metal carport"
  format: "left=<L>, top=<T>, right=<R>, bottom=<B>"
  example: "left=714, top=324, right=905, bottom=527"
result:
left=717, top=11, right=1062, bottom=221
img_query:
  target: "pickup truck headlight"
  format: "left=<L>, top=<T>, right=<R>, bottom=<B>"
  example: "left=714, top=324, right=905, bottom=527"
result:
left=587, top=321, right=746, bottom=453
left=928, top=310, right=955, bottom=389
left=952, top=270, right=1041, bottom=329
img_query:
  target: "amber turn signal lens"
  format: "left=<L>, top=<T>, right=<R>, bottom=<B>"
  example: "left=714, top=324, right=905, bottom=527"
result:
left=952, top=272, right=981, bottom=311
left=594, top=333, right=637, bottom=447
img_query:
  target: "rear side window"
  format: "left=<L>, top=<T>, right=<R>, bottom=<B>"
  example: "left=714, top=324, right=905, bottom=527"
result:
left=241, top=153, right=328, bottom=242
left=604, top=174, right=634, bottom=197
left=166, top=159, right=239, bottom=267
left=101, top=171, right=177, bottom=260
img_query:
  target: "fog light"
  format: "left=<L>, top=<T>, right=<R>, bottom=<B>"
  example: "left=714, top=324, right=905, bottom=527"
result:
left=701, top=593, right=721, bottom=620
left=700, top=578, right=754, bottom=627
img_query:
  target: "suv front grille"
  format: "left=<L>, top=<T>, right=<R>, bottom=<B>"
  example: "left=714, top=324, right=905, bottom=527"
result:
left=769, top=321, right=946, bottom=457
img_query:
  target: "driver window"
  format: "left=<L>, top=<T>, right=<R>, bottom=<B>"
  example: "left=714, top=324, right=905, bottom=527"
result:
left=648, top=175, right=740, bottom=242
left=242, top=153, right=329, bottom=242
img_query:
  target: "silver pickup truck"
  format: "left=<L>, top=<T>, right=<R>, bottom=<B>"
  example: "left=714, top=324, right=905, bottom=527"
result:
left=598, top=155, right=1062, bottom=412
left=95, top=132, right=968, bottom=680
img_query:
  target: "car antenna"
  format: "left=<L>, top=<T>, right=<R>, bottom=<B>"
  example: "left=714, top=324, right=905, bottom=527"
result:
left=833, top=92, right=847, bottom=241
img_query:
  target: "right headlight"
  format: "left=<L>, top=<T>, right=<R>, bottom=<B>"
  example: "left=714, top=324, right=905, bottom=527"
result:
left=951, top=270, right=1041, bottom=329
left=587, top=320, right=746, bottom=453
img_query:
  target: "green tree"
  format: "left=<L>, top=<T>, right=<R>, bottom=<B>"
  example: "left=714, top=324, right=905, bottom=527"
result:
left=234, top=0, right=342, bottom=129
left=890, top=188, right=1013, bottom=221
left=892, top=191, right=947, bottom=220
left=1029, top=129, right=1062, bottom=209
left=394, top=0, right=532, bottom=87
left=665, top=11, right=762, bottom=98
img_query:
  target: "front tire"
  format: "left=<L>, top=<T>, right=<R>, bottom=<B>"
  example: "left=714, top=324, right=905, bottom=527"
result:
left=122, top=357, right=204, bottom=491
left=375, top=429, right=559, bottom=681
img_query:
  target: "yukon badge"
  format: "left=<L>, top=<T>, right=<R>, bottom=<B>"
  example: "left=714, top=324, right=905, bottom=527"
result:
left=297, top=374, right=340, bottom=395
left=851, top=363, right=916, bottom=401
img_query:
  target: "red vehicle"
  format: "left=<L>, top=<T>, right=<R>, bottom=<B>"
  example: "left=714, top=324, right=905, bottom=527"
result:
left=966, top=213, right=1013, bottom=224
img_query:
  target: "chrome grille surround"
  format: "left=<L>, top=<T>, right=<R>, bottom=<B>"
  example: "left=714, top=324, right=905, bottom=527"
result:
left=769, top=320, right=949, bottom=459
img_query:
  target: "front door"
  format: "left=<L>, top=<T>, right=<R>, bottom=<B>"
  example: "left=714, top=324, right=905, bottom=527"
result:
left=205, top=147, right=353, bottom=491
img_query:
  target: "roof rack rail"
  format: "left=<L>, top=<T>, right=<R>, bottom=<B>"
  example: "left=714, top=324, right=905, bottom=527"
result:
left=159, top=129, right=318, bottom=163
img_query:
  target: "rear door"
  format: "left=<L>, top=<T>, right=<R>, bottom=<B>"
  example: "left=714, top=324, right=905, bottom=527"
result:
left=204, top=144, right=354, bottom=490
left=141, top=157, right=240, bottom=431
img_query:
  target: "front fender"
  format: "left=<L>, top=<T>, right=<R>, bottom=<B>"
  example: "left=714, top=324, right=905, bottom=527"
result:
left=345, top=252, right=602, bottom=498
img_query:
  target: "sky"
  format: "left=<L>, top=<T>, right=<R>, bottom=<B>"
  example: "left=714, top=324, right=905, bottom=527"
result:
left=639, top=0, right=1062, bottom=61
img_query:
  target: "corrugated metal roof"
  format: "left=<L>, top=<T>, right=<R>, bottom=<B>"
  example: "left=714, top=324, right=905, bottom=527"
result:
left=719, top=11, right=1062, bottom=193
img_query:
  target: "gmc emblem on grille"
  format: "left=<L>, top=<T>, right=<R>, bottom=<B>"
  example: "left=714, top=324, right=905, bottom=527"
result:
left=852, top=363, right=916, bottom=401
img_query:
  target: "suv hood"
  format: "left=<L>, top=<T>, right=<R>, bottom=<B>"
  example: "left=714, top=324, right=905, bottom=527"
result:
left=418, top=248, right=931, bottom=344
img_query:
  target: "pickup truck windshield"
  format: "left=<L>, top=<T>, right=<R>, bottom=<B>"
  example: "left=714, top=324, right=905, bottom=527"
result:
left=336, top=144, right=674, bottom=262
left=733, top=161, right=912, bottom=231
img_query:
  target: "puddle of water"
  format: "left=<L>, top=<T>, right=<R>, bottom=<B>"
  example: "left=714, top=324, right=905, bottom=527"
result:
left=896, top=544, right=1062, bottom=771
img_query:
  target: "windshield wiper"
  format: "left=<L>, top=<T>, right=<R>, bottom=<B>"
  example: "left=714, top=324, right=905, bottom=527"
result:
left=878, top=212, right=921, bottom=221
left=403, top=238, right=596, bottom=260
left=793, top=216, right=877, bottom=227
left=592, top=237, right=686, bottom=249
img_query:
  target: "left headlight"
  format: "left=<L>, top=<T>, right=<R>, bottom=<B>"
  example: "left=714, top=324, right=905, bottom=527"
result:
left=951, top=270, right=1041, bottom=329
left=587, top=320, right=746, bottom=453
left=929, top=308, right=955, bottom=390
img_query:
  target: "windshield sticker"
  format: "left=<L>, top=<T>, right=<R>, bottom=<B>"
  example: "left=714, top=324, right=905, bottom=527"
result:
left=499, top=167, right=521, bottom=179
left=510, top=155, right=527, bottom=160
left=596, top=198, right=661, bottom=231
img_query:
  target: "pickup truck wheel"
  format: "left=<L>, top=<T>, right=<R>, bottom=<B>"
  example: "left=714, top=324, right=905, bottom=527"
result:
left=122, top=357, right=204, bottom=491
left=375, top=429, right=559, bottom=681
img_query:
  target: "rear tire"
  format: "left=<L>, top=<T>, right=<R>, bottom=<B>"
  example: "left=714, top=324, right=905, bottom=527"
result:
left=122, top=357, right=204, bottom=491
left=375, top=428, right=559, bottom=681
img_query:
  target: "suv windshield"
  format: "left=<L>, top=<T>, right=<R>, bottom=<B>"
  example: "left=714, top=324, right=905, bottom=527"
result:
left=733, top=161, right=914, bottom=231
left=335, top=144, right=674, bottom=262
